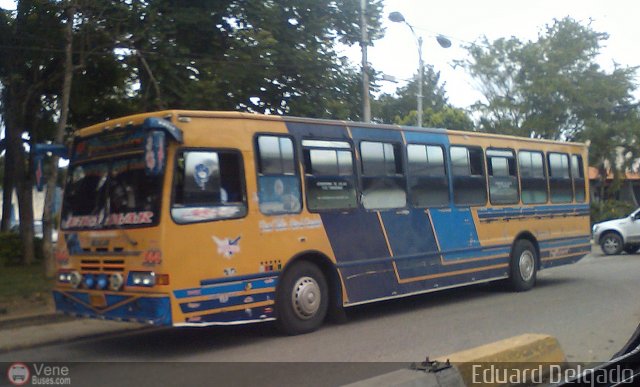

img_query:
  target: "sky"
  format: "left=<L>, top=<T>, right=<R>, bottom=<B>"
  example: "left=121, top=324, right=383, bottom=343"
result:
left=352, top=0, right=640, bottom=109
left=0, top=0, right=638, bottom=110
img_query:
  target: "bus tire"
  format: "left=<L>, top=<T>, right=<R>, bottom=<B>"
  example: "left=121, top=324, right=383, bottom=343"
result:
left=508, top=239, right=537, bottom=292
left=600, top=232, right=623, bottom=255
left=275, top=261, right=328, bottom=335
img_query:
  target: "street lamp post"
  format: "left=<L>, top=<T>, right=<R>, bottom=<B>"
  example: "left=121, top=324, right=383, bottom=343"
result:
left=360, top=0, right=371, bottom=123
left=389, top=11, right=451, bottom=128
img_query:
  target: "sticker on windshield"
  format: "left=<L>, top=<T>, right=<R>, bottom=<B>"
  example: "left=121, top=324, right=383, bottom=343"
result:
left=63, top=211, right=154, bottom=228
left=194, top=163, right=211, bottom=190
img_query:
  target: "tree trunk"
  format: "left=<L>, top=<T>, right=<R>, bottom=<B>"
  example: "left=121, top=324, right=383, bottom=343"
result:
left=1, top=147, right=15, bottom=231
left=43, top=2, right=75, bottom=278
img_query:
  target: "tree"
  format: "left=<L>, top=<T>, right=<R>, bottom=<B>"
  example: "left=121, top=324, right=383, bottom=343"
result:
left=397, top=106, right=474, bottom=130
left=459, top=17, right=637, bottom=141
left=0, top=0, right=65, bottom=264
left=372, top=65, right=448, bottom=125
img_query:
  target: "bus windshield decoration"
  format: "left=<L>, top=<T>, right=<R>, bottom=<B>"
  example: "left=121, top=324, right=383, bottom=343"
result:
left=51, top=110, right=591, bottom=334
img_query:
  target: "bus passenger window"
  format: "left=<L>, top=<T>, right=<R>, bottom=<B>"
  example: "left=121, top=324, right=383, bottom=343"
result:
left=548, top=153, right=572, bottom=203
left=450, top=146, right=486, bottom=206
left=359, top=141, right=407, bottom=210
left=518, top=151, right=547, bottom=204
left=302, top=140, right=357, bottom=211
left=486, top=149, right=518, bottom=205
left=256, top=135, right=302, bottom=214
left=171, top=150, right=247, bottom=223
left=407, top=144, right=449, bottom=207
left=571, top=154, right=586, bottom=202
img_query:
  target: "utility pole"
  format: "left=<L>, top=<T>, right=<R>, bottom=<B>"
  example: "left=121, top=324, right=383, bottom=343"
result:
left=360, top=0, right=371, bottom=123
left=417, top=36, right=424, bottom=127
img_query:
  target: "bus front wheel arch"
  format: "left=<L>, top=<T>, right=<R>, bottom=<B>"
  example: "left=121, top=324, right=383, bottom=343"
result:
left=275, top=260, right=329, bottom=335
left=508, top=239, right=538, bottom=292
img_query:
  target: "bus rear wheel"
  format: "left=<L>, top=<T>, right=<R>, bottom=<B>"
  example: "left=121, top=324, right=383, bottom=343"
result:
left=508, top=240, right=537, bottom=292
left=275, top=261, right=328, bottom=335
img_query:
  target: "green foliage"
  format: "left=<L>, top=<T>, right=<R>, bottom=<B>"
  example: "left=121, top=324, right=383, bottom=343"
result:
left=591, top=200, right=636, bottom=224
left=460, top=17, right=638, bottom=141
left=0, top=232, right=43, bottom=266
left=397, top=106, right=474, bottom=130
left=373, top=65, right=448, bottom=124
left=0, top=233, right=22, bottom=266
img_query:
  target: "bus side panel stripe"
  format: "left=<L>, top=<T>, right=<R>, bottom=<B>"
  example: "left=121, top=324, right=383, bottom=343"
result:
left=319, top=212, right=391, bottom=262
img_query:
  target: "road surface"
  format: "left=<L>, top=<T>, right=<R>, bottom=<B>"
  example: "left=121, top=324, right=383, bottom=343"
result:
left=1, top=248, right=639, bottom=385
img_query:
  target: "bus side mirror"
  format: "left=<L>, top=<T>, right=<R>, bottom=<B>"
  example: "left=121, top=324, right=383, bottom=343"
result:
left=33, top=143, right=69, bottom=191
left=144, top=130, right=167, bottom=176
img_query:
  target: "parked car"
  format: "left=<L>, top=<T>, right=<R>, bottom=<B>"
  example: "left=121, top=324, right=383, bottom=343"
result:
left=592, top=208, right=640, bottom=255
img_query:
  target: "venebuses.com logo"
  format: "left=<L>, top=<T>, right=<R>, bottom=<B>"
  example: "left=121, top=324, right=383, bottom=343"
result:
left=7, top=363, right=30, bottom=386
left=6, top=362, right=72, bottom=386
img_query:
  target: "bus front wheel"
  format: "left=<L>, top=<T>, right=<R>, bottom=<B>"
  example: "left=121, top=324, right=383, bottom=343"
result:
left=508, top=240, right=537, bottom=292
left=275, top=261, right=328, bottom=335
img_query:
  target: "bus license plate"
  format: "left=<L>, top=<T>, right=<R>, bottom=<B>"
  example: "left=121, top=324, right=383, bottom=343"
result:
left=89, top=293, right=107, bottom=308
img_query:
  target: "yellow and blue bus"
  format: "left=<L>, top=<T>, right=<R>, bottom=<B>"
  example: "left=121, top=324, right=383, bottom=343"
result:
left=53, top=111, right=591, bottom=334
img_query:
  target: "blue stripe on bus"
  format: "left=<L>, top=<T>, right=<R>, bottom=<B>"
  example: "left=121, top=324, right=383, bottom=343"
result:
left=429, top=207, right=482, bottom=257
left=179, top=292, right=273, bottom=314
left=335, top=234, right=590, bottom=270
left=200, top=271, right=280, bottom=287
left=174, top=276, right=277, bottom=299
left=184, top=307, right=275, bottom=325
left=320, top=211, right=390, bottom=262
left=477, top=204, right=590, bottom=220
left=540, top=236, right=591, bottom=249
left=285, top=121, right=352, bottom=141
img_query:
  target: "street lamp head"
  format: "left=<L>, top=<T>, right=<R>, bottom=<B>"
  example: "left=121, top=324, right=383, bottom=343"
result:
left=388, top=11, right=406, bottom=23
left=436, top=35, right=452, bottom=48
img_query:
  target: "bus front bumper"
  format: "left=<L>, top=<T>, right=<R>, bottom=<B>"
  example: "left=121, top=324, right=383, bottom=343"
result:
left=53, top=289, right=172, bottom=326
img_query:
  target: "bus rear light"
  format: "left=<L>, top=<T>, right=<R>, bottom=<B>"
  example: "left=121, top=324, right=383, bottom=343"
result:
left=109, top=273, right=124, bottom=291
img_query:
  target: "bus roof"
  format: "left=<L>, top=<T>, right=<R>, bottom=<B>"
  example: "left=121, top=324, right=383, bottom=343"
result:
left=75, top=109, right=587, bottom=148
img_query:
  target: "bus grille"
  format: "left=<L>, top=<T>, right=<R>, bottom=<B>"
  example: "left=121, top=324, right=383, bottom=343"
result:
left=81, top=259, right=125, bottom=272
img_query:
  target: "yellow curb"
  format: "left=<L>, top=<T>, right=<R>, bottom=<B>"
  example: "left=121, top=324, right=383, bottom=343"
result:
left=435, top=333, right=566, bottom=386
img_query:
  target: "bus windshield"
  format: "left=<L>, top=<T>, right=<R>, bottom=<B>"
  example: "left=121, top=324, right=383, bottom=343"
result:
left=61, top=153, right=162, bottom=230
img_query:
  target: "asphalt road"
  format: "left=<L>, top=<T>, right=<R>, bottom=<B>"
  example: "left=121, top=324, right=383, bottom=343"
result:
left=1, top=248, right=640, bottom=385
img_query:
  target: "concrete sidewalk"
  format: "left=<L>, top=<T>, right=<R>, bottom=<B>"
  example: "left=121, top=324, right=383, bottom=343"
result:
left=0, top=308, right=148, bottom=352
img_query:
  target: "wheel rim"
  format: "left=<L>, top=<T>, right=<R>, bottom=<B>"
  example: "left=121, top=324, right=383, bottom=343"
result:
left=519, top=250, right=535, bottom=282
left=603, top=237, right=620, bottom=254
left=291, top=276, right=321, bottom=320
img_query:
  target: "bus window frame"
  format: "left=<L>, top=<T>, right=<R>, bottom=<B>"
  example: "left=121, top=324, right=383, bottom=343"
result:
left=253, top=133, right=303, bottom=216
left=486, top=147, right=520, bottom=206
left=405, top=142, right=450, bottom=209
left=547, top=151, right=573, bottom=204
left=450, top=145, right=488, bottom=207
left=301, top=137, right=359, bottom=213
left=170, top=146, right=249, bottom=225
left=571, top=153, right=586, bottom=203
left=517, top=148, right=549, bottom=205
left=357, top=139, right=408, bottom=211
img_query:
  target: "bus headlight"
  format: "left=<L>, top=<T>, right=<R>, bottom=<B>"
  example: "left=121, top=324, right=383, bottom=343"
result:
left=109, top=273, right=124, bottom=291
left=69, top=272, right=82, bottom=288
left=128, top=271, right=156, bottom=287
left=82, top=274, right=95, bottom=289
left=96, top=274, right=109, bottom=290
left=57, top=271, right=71, bottom=283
